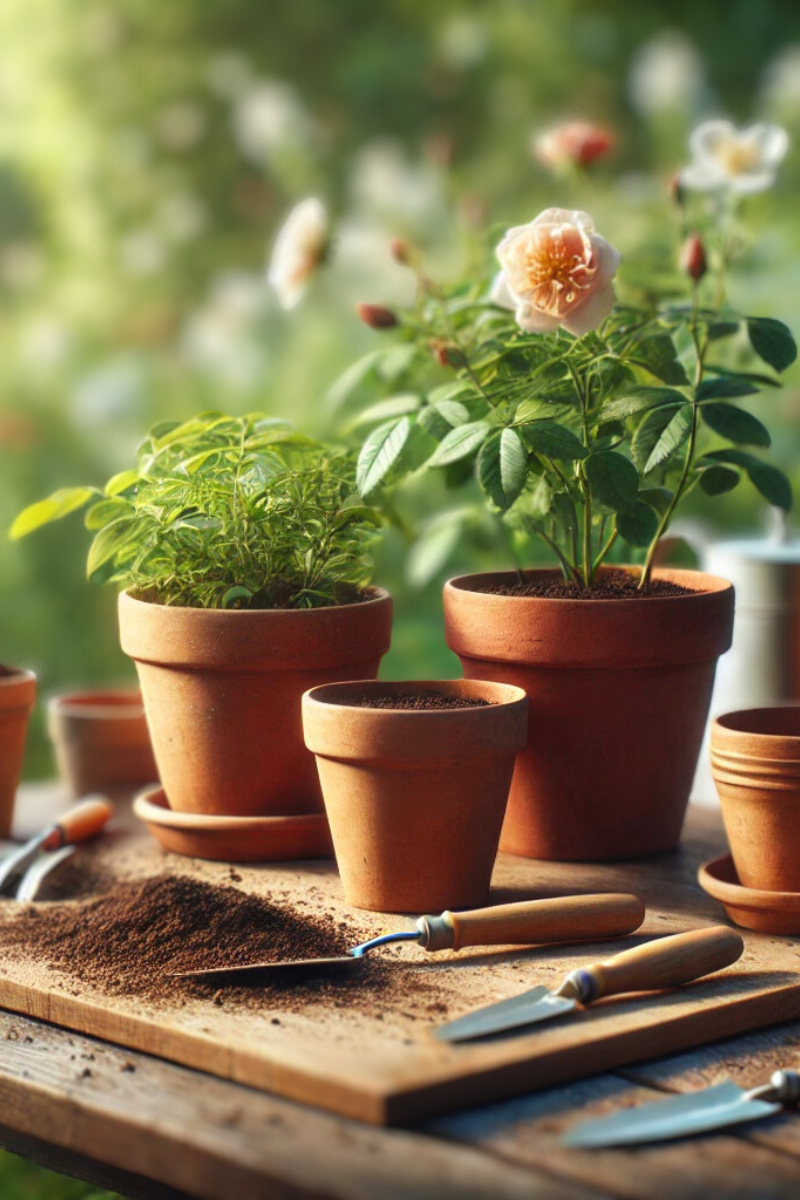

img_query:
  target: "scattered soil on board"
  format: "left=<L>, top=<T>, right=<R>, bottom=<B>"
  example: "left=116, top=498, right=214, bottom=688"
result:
left=0, top=875, right=447, bottom=1017
left=339, top=694, right=492, bottom=711
left=477, top=570, right=695, bottom=601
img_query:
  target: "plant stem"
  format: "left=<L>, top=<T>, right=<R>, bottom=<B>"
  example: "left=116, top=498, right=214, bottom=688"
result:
left=593, top=527, right=618, bottom=572
left=568, top=360, right=594, bottom=589
left=639, top=285, right=707, bottom=587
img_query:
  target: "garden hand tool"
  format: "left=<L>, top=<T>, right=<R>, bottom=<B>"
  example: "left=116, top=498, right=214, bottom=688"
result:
left=0, top=796, right=113, bottom=899
left=564, top=1068, right=800, bottom=1148
left=171, top=892, right=645, bottom=982
left=434, top=925, right=744, bottom=1043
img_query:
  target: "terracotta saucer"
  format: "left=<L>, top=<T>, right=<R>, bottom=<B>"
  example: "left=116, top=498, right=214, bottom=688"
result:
left=133, top=787, right=334, bottom=863
left=698, top=854, right=800, bottom=935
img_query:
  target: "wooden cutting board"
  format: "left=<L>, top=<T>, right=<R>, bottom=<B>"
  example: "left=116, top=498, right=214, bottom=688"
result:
left=0, top=801, right=798, bottom=1127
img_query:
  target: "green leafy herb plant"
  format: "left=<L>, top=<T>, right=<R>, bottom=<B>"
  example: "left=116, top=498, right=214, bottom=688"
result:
left=350, top=208, right=796, bottom=591
left=11, top=413, right=381, bottom=610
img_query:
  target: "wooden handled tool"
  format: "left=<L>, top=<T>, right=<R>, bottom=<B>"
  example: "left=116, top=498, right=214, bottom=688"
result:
left=172, top=892, right=646, bottom=983
left=0, top=795, right=113, bottom=896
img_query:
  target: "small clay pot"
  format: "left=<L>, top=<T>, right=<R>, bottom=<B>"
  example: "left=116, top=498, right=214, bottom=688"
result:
left=119, top=589, right=392, bottom=817
left=302, top=679, right=528, bottom=913
left=0, top=666, right=36, bottom=838
left=444, top=567, right=734, bottom=861
left=47, top=689, right=158, bottom=799
left=711, top=706, right=800, bottom=892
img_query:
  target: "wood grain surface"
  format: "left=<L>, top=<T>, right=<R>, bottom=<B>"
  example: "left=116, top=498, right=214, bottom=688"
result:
left=0, top=800, right=799, bottom=1126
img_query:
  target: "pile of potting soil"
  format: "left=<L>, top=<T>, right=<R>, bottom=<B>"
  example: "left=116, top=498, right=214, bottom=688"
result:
left=0, top=875, right=400, bottom=1012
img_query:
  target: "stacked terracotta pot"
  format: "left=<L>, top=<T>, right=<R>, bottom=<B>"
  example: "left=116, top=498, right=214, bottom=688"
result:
left=0, top=666, right=36, bottom=838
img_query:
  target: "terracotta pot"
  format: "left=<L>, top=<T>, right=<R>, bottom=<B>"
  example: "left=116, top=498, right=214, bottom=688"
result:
left=0, top=666, right=36, bottom=838
left=444, top=567, right=734, bottom=861
left=711, top=706, right=800, bottom=892
left=119, top=589, right=392, bottom=817
left=302, top=679, right=528, bottom=912
left=47, top=689, right=158, bottom=799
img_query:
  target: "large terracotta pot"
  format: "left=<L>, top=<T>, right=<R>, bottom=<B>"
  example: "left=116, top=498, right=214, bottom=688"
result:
left=711, top=706, right=800, bottom=893
left=119, top=589, right=392, bottom=817
left=444, top=567, right=734, bottom=861
left=302, top=679, right=528, bottom=912
left=48, top=689, right=158, bottom=799
left=0, top=666, right=36, bottom=838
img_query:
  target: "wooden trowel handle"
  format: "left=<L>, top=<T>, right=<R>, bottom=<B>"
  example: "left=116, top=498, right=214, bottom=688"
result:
left=418, top=893, right=645, bottom=953
left=567, top=926, right=744, bottom=1003
left=43, top=797, right=113, bottom=850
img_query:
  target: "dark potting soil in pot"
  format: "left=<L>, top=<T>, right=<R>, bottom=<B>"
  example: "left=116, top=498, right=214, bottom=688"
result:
left=0, top=875, right=450, bottom=1017
left=477, top=570, right=696, bottom=600
left=334, top=694, right=492, bottom=711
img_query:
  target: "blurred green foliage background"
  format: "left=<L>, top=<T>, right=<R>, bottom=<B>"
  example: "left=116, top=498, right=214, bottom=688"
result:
left=2, top=0, right=800, bottom=780
left=0, top=2, right=799, bottom=1195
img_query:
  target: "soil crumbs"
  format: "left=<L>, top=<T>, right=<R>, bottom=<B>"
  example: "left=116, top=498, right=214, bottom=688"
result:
left=343, top=694, right=491, bottom=711
left=0, top=875, right=442, bottom=1017
left=478, top=569, right=695, bottom=601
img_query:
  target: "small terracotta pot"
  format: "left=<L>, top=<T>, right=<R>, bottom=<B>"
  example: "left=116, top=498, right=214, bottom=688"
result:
left=0, top=666, right=36, bottom=838
left=302, top=679, right=528, bottom=912
left=711, top=706, right=800, bottom=892
left=47, top=689, right=158, bottom=799
left=119, top=589, right=392, bottom=817
left=444, top=567, right=734, bottom=861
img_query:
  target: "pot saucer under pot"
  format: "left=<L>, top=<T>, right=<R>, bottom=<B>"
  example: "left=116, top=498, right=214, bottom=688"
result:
left=698, top=853, right=800, bottom=935
left=133, top=786, right=333, bottom=863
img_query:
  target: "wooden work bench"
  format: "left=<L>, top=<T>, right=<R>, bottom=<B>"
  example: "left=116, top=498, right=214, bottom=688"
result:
left=1, top=789, right=799, bottom=1200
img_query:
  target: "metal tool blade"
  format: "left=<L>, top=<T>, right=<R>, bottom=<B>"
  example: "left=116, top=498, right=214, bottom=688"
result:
left=563, top=1082, right=782, bottom=1148
left=434, top=986, right=576, bottom=1042
left=15, top=845, right=77, bottom=903
left=0, top=831, right=47, bottom=894
left=172, top=955, right=363, bottom=982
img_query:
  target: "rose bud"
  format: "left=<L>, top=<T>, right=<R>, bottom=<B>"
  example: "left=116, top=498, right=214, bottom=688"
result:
left=680, top=234, right=707, bottom=282
left=432, top=341, right=467, bottom=369
left=390, top=238, right=413, bottom=266
left=533, top=122, right=615, bottom=170
left=668, top=173, right=686, bottom=208
left=356, top=302, right=398, bottom=330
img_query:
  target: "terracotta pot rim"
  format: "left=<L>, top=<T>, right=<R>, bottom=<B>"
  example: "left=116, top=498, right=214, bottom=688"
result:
left=303, top=678, right=529, bottom=764
left=713, top=706, right=800, bottom=747
left=121, top=584, right=390, bottom=614
left=304, top=677, right=528, bottom=712
left=119, top=586, right=393, bottom=671
left=0, top=666, right=36, bottom=713
left=446, top=566, right=732, bottom=604
left=48, top=689, right=144, bottom=720
left=699, top=854, right=800, bottom=911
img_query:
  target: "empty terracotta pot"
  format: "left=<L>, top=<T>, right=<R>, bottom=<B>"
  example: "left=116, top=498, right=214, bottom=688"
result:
left=711, top=706, right=800, bottom=892
left=444, top=567, right=734, bottom=861
left=302, top=679, right=528, bottom=912
left=48, top=689, right=158, bottom=799
left=0, top=666, right=36, bottom=838
left=119, top=589, right=392, bottom=817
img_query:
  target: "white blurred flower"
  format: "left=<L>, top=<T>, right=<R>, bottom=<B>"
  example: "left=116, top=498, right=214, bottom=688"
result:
left=629, top=31, right=705, bottom=116
left=20, top=316, right=72, bottom=370
left=680, top=120, right=789, bottom=194
left=72, top=358, right=144, bottom=424
left=156, top=101, right=207, bottom=151
left=492, top=209, right=620, bottom=337
left=761, top=46, right=800, bottom=115
left=350, top=140, right=446, bottom=229
left=267, top=197, right=330, bottom=310
left=118, top=228, right=167, bottom=277
left=232, top=80, right=314, bottom=162
left=182, top=276, right=265, bottom=391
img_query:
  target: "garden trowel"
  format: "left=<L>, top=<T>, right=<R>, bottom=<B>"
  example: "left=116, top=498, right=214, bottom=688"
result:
left=172, top=892, right=645, bottom=982
left=434, top=925, right=743, bottom=1042
left=563, top=1068, right=800, bottom=1148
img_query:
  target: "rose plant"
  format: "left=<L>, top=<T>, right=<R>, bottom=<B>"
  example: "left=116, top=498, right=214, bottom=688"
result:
left=352, top=195, right=795, bottom=590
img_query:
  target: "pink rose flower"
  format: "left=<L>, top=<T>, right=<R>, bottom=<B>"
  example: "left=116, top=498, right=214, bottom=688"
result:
left=492, top=208, right=621, bottom=337
left=534, top=122, right=616, bottom=170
